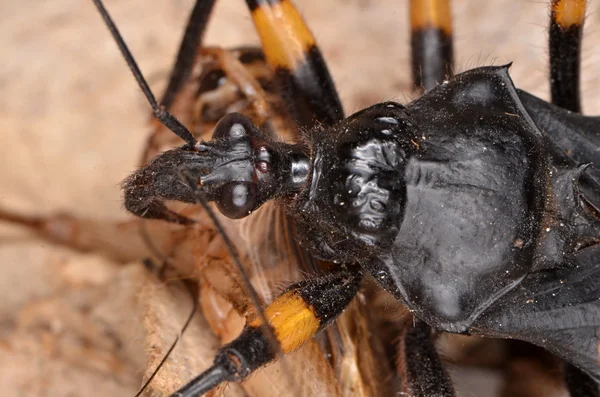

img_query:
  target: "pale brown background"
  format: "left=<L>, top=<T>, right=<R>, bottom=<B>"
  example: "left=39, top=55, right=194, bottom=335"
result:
left=1, top=0, right=600, bottom=396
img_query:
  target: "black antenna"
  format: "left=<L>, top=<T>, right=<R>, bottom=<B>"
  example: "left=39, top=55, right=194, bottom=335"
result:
left=91, top=1, right=299, bottom=394
left=135, top=280, right=198, bottom=397
left=176, top=170, right=296, bottom=395
left=134, top=226, right=197, bottom=397
left=91, top=0, right=196, bottom=146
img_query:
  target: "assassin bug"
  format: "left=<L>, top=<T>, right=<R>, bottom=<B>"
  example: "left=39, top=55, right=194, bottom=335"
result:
left=2, top=0, right=593, bottom=394
left=89, top=0, right=600, bottom=395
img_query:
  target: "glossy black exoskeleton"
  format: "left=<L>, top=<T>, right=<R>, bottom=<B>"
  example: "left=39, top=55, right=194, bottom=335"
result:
left=124, top=64, right=600, bottom=382
left=85, top=0, right=600, bottom=393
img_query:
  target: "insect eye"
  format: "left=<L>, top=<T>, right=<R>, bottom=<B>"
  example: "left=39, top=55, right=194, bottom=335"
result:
left=215, top=182, right=258, bottom=219
left=256, top=145, right=272, bottom=173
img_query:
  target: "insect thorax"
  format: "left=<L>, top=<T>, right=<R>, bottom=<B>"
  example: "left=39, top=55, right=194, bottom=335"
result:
left=290, top=102, right=419, bottom=264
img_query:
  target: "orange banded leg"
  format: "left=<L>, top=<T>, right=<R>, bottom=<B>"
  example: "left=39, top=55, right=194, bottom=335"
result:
left=247, top=0, right=343, bottom=127
left=550, top=3, right=595, bottom=392
left=549, top=0, right=587, bottom=112
left=397, top=320, right=455, bottom=397
left=171, top=271, right=363, bottom=397
left=410, top=0, right=454, bottom=91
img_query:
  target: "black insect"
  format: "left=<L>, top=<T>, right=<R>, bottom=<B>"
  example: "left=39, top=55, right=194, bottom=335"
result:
left=92, top=0, right=600, bottom=396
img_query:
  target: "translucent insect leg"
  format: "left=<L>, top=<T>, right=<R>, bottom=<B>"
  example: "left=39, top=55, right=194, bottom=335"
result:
left=0, top=206, right=177, bottom=264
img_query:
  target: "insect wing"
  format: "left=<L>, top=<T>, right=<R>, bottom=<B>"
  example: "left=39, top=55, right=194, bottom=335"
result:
left=518, top=90, right=600, bottom=209
left=471, top=244, right=600, bottom=383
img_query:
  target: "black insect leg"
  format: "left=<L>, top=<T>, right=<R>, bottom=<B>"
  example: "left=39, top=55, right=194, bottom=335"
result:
left=246, top=0, right=344, bottom=128
left=160, top=0, right=217, bottom=109
left=548, top=3, right=599, bottom=390
left=170, top=270, right=363, bottom=396
left=565, top=364, right=600, bottom=397
left=549, top=0, right=587, bottom=112
left=243, top=0, right=347, bottom=284
left=156, top=0, right=345, bottom=132
left=397, top=319, right=455, bottom=397
left=410, top=0, right=454, bottom=92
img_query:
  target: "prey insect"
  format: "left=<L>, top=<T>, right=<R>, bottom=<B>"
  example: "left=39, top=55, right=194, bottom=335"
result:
left=91, top=0, right=600, bottom=396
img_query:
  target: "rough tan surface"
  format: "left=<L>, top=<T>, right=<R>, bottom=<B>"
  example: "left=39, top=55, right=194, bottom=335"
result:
left=1, top=0, right=600, bottom=396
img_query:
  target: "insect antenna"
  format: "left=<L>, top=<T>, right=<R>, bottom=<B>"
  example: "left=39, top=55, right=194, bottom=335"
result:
left=91, top=0, right=196, bottom=147
left=91, top=0, right=299, bottom=393
left=135, top=224, right=201, bottom=397
left=135, top=277, right=198, bottom=397
left=178, top=169, right=298, bottom=395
